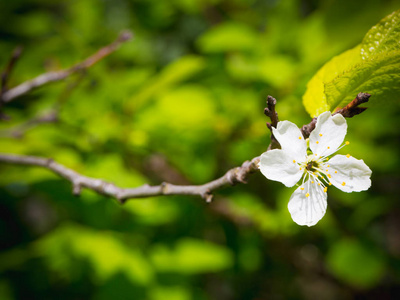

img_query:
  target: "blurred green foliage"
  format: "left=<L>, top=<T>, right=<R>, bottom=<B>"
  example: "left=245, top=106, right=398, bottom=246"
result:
left=1, top=0, right=400, bottom=299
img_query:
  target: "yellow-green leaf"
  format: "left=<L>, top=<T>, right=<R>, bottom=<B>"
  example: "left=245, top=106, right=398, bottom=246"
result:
left=302, top=45, right=362, bottom=116
left=303, top=10, right=400, bottom=117
left=361, top=10, right=400, bottom=59
left=325, top=50, right=400, bottom=109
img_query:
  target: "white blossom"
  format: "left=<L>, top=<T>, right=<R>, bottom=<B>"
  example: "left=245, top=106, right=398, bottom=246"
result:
left=259, top=111, right=372, bottom=226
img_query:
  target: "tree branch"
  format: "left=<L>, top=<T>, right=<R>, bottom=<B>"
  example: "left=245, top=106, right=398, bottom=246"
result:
left=264, top=95, right=280, bottom=150
left=1, top=46, right=23, bottom=95
left=0, top=153, right=260, bottom=203
left=300, top=92, right=371, bottom=138
left=0, top=30, right=133, bottom=104
left=0, top=93, right=371, bottom=204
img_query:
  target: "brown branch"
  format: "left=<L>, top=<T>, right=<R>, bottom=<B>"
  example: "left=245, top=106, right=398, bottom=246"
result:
left=0, top=153, right=260, bottom=204
left=0, top=30, right=133, bottom=104
left=1, top=46, right=23, bottom=95
left=264, top=95, right=280, bottom=150
left=300, top=92, right=371, bottom=138
left=333, top=92, right=370, bottom=118
left=264, top=95, right=279, bottom=128
left=0, top=46, right=23, bottom=120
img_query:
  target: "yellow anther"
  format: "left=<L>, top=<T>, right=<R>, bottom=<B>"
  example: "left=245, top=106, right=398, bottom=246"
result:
left=300, top=187, right=304, bottom=191
left=326, top=157, right=329, bottom=161
left=293, top=160, right=296, bottom=163
left=335, top=171, right=337, bottom=174
left=319, top=133, right=323, bottom=137
left=328, top=174, right=331, bottom=178
left=311, top=181, right=314, bottom=184
left=327, top=165, right=330, bottom=167
left=318, top=183, right=321, bottom=186
left=299, top=136, right=302, bottom=140
left=329, top=182, right=332, bottom=186
left=345, top=141, right=350, bottom=145
left=316, top=141, right=319, bottom=144
left=326, top=169, right=329, bottom=172
left=346, top=154, right=351, bottom=158
left=299, top=167, right=302, bottom=170
left=315, top=154, right=318, bottom=156
left=324, top=187, right=328, bottom=193
left=305, top=193, right=310, bottom=197
left=342, top=182, right=346, bottom=186
left=327, top=146, right=330, bottom=149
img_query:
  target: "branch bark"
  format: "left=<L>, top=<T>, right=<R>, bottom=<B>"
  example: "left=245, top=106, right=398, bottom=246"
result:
left=0, top=31, right=133, bottom=104
left=0, top=153, right=260, bottom=203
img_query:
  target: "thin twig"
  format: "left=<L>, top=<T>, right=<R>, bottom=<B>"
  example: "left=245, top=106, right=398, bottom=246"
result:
left=0, top=30, right=133, bottom=104
left=333, top=92, right=370, bottom=118
left=0, top=110, right=58, bottom=138
left=300, top=92, right=371, bottom=138
left=0, top=153, right=260, bottom=203
left=264, top=95, right=280, bottom=150
left=0, top=46, right=23, bottom=119
left=1, top=46, right=23, bottom=95
left=0, top=73, right=85, bottom=138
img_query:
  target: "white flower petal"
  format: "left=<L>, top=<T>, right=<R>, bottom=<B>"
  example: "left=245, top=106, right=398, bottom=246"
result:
left=260, top=149, right=303, bottom=187
left=272, top=120, right=307, bottom=162
left=327, top=155, right=372, bottom=192
left=309, top=111, right=347, bottom=157
left=288, top=179, right=327, bottom=226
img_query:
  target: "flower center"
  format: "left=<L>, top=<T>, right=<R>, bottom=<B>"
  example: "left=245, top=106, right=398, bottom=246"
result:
left=296, top=140, right=351, bottom=196
left=306, top=159, right=319, bottom=172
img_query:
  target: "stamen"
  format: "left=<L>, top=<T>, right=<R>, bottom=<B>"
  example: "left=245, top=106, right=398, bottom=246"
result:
left=335, top=171, right=337, bottom=173
left=327, top=174, right=331, bottom=178
left=319, top=133, right=323, bottom=137
left=300, top=187, right=304, bottom=190
left=298, top=136, right=302, bottom=140
left=327, top=165, right=330, bottom=167
left=318, top=183, right=320, bottom=186
left=299, top=167, right=302, bottom=170
left=314, top=154, right=318, bottom=156
left=305, top=193, right=310, bottom=197
left=293, top=160, right=296, bottom=163
left=342, top=182, right=346, bottom=186
left=346, top=154, right=351, bottom=158
left=324, top=187, right=328, bottom=193
left=329, top=182, right=332, bottom=186
left=345, top=141, right=350, bottom=145
left=326, top=169, right=329, bottom=172
left=311, top=181, right=314, bottom=184
left=316, top=141, right=319, bottom=144
left=327, top=146, right=330, bottom=149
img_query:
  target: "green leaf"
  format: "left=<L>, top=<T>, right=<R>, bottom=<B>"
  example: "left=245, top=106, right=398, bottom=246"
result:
left=150, top=238, right=234, bottom=274
left=361, top=10, right=400, bottom=59
left=35, top=224, right=154, bottom=284
left=303, top=10, right=400, bottom=117
left=326, top=239, right=386, bottom=288
left=302, top=45, right=362, bottom=116
left=325, top=50, right=400, bottom=110
left=129, top=55, right=206, bottom=110
left=197, top=22, right=258, bottom=53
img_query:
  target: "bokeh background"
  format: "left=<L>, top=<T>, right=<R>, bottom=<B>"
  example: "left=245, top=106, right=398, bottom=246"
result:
left=1, top=0, right=400, bottom=299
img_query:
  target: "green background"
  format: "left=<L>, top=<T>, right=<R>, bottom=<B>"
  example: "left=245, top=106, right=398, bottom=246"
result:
left=1, top=0, right=400, bottom=299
